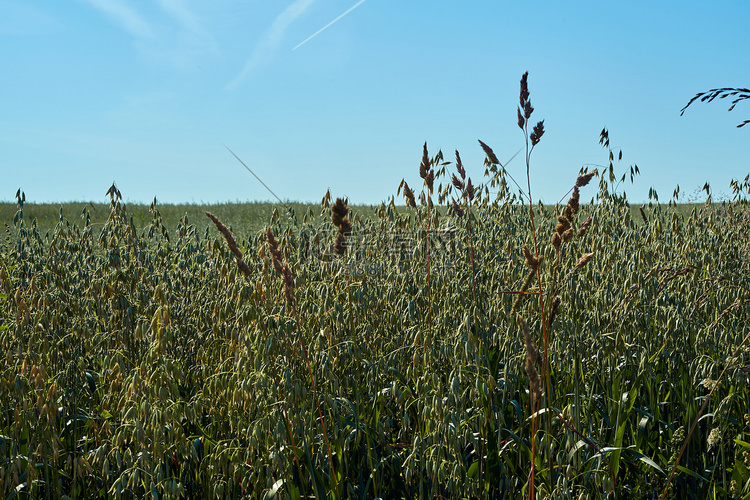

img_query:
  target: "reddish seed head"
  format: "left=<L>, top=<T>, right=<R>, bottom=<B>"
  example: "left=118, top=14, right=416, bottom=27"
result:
left=452, top=173, right=464, bottom=191
left=530, top=120, right=545, bottom=146
left=451, top=198, right=464, bottom=218
left=478, top=140, right=500, bottom=165
left=455, top=150, right=466, bottom=179
left=466, top=178, right=475, bottom=201
left=420, top=142, right=430, bottom=179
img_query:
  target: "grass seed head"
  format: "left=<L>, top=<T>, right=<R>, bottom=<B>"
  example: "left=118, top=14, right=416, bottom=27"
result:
left=556, top=215, right=571, bottom=235
left=451, top=198, right=464, bottom=218
left=403, top=182, right=417, bottom=207
left=530, top=120, right=545, bottom=146
left=205, top=212, right=242, bottom=260
left=565, top=186, right=580, bottom=220
left=478, top=140, right=500, bottom=165
left=577, top=215, right=593, bottom=238
left=520, top=71, right=530, bottom=106
left=575, top=169, right=598, bottom=188
left=522, top=245, right=539, bottom=271
left=466, top=178, right=475, bottom=202
left=552, top=232, right=561, bottom=250
left=455, top=150, right=466, bottom=179
left=331, top=198, right=349, bottom=228
left=452, top=174, right=464, bottom=191
left=420, top=142, right=430, bottom=180
left=266, top=228, right=284, bottom=274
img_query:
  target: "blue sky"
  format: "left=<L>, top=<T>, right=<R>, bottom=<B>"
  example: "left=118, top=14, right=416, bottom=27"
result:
left=1, top=1, right=748, bottom=205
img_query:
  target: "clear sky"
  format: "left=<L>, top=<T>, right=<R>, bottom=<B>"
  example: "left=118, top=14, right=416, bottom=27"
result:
left=1, top=1, right=748, bottom=205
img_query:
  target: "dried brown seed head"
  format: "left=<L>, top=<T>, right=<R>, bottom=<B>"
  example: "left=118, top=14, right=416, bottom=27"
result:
left=206, top=212, right=242, bottom=260
left=562, top=228, right=574, bottom=243
left=556, top=215, right=571, bottom=234
left=575, top=169, right=598, bottom=188
left=522, top=245, right=539, bottom=271
left=333, top=233, right=347, bottom=256
left=577, top=215, right=593, bottom=238
left=552, top=232, right=561, bottom=250
left=565, top=186, right=580, bottom=219
left=331, top=198, right=348, bottom=228
left=517, top=107, right=525, bottom=129
left=236, top=258, right=252, bottom=278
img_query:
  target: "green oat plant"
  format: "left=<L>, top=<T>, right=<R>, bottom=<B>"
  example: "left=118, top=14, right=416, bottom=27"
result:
left=3, top=76, right=750, bottom=499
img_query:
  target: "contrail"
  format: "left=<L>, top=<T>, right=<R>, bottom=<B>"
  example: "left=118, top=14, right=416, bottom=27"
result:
left=292, top=0, right=367, bottom=51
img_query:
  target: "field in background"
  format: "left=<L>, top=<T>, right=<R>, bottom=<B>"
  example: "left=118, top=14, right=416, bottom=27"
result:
left=0, top=200, right=705, bottom=240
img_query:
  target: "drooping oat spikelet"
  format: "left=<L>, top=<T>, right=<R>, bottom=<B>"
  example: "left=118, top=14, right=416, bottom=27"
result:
left=530, top=120, right=545, bottom=146
left=576, top=169, right=598, bottom=188
left=519, top=315, right=541, bottom=403
left=574, top=252, right=594, bottom=270
left=478, top=140, right=500, bottom=165
left=639, top=206, right=648, bottom=224
left=522, top=245, right=539, bottom=271
left=577, top=215, right=593, bottom=238
left=205, top=212, right=242, bottom=260
left=451, top=198, right=464, bottom=218
left=455, top=150, right=466, bottom=179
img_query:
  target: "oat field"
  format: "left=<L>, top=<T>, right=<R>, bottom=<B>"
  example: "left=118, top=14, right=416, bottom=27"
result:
left=2, top=75, right=750, bottom=499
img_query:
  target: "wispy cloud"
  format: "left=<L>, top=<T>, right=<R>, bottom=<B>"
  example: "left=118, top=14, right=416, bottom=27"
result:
left=156, top=0, right=216, bottom=50
left=225, top=0, right=315, bottom=90
left=82, top=0, right=154, bottom=39
left=293, top=0, right=367, bottom=51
